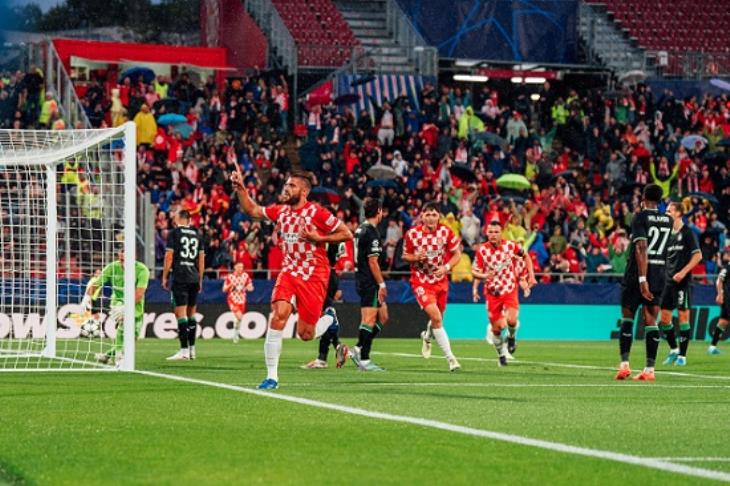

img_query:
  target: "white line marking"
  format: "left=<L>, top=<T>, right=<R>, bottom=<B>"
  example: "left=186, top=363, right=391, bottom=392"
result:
left=651, top=458, right=730, bottom=463
left=374, top=352, right=730, bottom=381
left=279, top=382, right=730, bottom=389
left=134, top=369, right=730, bottom=483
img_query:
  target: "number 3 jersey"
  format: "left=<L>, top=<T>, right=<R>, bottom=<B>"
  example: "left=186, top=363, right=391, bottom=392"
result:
left=623, top=208, right=672, bottom=291
left=166, top=226, right=204, bottom=284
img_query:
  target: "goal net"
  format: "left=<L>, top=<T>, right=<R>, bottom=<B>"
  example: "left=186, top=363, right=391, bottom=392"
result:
left=0, top=123, right=137, bottom=371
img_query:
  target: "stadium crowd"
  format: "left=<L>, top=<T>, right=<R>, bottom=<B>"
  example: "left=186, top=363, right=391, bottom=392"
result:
left=2, top=65, right=730, bottom=283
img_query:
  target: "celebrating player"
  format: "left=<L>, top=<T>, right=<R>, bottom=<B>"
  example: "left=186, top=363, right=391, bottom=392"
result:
left=223, top=262, right=254, bottom=343
left=658, top=202, right=702, bottom=366
left=615, top=184, right=672, bottom=381
left=472, top=219, right=536, bottom=366
left=349, top=198, right=389, bottom=371
left=162, top=209, right=205, bottom=361
left=403, top=202, right=461, bottom=371
left=231, top=166, right=352, bottom=390
left=301, top=241, right=349, bottom=369
left=81, top=245, right=150, bottom=366
left=710, top=247, right=730, bottom=354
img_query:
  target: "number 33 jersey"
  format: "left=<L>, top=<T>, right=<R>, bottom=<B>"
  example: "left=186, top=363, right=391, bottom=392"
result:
left=166, top=226, right=204, bottom=284
left=623, top=208, right=672, bottom=292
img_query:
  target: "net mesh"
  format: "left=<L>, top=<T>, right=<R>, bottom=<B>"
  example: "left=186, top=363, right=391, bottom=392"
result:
left=0, top=126, right=133, bottom=370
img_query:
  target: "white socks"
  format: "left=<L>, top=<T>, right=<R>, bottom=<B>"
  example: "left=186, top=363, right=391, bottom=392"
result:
left=265, top=329, right=283, bottom=381
left=314, top=314, right=334, bottom=339
left=432, top=327, right=454, bottom=360
left=491, top=329, right=504, bottom=356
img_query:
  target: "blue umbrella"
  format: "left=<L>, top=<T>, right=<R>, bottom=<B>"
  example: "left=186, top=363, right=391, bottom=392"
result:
left=688, top=191, right=719, bottom=205
left=158, top=113, right=187, bottom=126
left=310, top=186, right=341, bottom=204
left=710, top=78, right=730, bottom=93
left=171, top=123, right=194, bottom=139
left=120, top=67, right=155, bottom=84
left=681, top=134, right=708, bottom=150
left=366, top=179, right=398, bottom=189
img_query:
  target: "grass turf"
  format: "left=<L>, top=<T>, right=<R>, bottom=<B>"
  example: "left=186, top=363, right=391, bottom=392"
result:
left=1, top=338, right=730, bottom=485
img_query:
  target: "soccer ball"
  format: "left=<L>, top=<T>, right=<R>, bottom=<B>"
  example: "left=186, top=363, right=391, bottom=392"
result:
left=80, top=318, right=101, bottom=338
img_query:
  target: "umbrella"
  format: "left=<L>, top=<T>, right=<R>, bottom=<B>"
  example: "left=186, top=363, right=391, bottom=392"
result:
left=474, top=131, right=507, bottom=147
left=496, top=173, right=531, bottom=191
left=158, top=113, right=187, bottom=125
left=681, top=134, right=708, bottom=150
left=310, top=186, right=341, bottom=204
left=618, top=70, right=647, bottom=85
left=499, top=194, right=526, bottom=204
left=551, top=170, right=574, bottom=182
left=449, top=163, right=477, bottom=183
left=120, top=67, right=155, bottom=84
left=334, top=93, right=360, bottom=105
left=718, top=138, right=730, bottom=147
left=366, top=179, right=398, bottom=190
left=688, top=191, right=719, bottom=205
left=171, top=123, right=194, bottom=139
left=710, top=78, right=730, bottom=93
left=367, top=164, right=397, bottom=180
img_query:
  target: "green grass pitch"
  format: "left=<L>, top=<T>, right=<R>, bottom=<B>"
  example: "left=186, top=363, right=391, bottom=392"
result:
left=2, top=339, right=730, bottom=485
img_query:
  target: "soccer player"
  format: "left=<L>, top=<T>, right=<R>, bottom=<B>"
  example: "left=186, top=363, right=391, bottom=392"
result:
left=231, top=165, right=353, bottom=390
left=301, top=241, right=349, bottom=369
left=81, top=245, right=150, bottom=366
left=615, top=184, right=672, bottom=381
left=658, top=202, right=702, bottom=366
left=403, top=202, right=461, bottom=371
left=349, top=198, right=390, bottom=371
left=223, top=262, right=254, bottom=343
left=709, top=247, right=730, bottom=355
left=162, top=209, right=205, bottom=361
left=472, top=219, right=536, bottom=366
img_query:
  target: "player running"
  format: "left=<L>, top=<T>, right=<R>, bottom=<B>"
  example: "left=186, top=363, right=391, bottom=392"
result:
left=301, top=242, right=350, bottom=369
left=231, top=166, right=352, bottom=390
left=349, top=198, right=390, bottom=371
left=223, top=262, right=254, bottom=343
left=710, top=247, right=730, bottom=355
left=163, top=209, right=205, bottom=361
left=615, top=184, right=672, bottom=381
left=81, top=245, right=150, bottom=367
left=658, top=202, right=702, bottom=366
left=403, top=202, right=461, bottom=371
left=472, top=219, right=536, bottom=366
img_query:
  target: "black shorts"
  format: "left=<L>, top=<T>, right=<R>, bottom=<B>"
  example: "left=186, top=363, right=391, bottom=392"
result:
left=322, top=271, right=339, bottom=311
left=620, top=280, right=661, bottom=314
left=357, top=280, right=381, bottom=309
left=171, top=281, right=200, bottom=307
left=660, top=280, right=691, bottom=311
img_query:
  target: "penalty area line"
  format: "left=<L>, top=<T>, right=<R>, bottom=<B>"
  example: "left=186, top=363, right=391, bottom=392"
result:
left=134, top=368, right=730, bottom=483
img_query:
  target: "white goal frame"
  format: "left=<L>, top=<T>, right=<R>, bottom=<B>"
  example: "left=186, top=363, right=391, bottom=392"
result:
left=0, top=122, right=137, bottom=371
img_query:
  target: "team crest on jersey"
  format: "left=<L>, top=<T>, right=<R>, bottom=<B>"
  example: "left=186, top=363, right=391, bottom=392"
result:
left=415, top=286, right=425, bottom=296
left=283, top=233, right=299, bottom=244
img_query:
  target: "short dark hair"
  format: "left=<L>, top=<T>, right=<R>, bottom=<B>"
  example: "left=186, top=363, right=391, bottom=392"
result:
left=669, top=201, right=684, bottom=215
left=178, top=209, right=190, bottom=220
left=421, top=202, right=441, bottom=215
left=363, top=197, right=382, bottom=218
left=488, top=218, right=502, bottom=227
left=290, top=169, right=314, bottom=190
left=643, top=183, right=663, bottom=203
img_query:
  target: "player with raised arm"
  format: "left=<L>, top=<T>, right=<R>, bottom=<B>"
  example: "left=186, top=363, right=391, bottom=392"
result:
left=658, top=202, right=702, bottom=366
left=231, top=165, right=353, bottom=390
left=615, top=184, right=672, bottom=381
left=223, top=262, right=254, bottom=343
left=81, top=245, right=150, bottom=366
left=301, top=242, right=350, bottom=369
left=163, top=209, right=205, bottom=361
left=709, top=247, right=730, bottom=355
left=472, top=219, right=536, bottom=366
left=349, top=198, right=390, bottom=371
left=403, top=202, right=461, bottom=371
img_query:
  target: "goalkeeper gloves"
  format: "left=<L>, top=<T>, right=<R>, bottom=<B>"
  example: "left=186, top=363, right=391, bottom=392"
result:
left=109, top=304, right=124, bottom=324
left=81, top=294, right=92, bottom=312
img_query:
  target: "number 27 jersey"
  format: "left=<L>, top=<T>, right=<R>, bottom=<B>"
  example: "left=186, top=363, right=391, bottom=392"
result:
left=166, top=226, right=203, bottom=284
left=624, top=209, right=672, bottom=291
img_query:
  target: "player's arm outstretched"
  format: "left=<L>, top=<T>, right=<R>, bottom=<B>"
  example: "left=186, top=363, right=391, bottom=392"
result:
left=230, top=162, right=265, bottom=219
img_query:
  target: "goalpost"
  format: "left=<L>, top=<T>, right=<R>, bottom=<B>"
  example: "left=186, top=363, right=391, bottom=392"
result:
left=0, top=122, right=137, bottom=371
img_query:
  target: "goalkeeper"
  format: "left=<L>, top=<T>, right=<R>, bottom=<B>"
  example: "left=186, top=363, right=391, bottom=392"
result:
left=81, top=245, right=150, bottom=365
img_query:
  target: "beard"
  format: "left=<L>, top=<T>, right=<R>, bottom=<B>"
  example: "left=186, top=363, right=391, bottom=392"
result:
left=281, top=192, right=301, bottom=206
